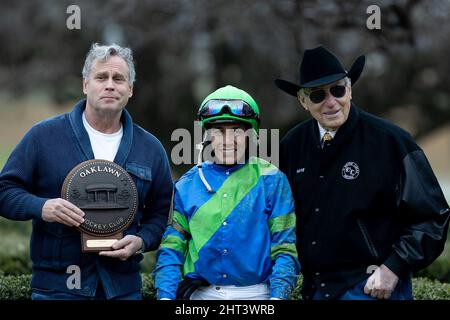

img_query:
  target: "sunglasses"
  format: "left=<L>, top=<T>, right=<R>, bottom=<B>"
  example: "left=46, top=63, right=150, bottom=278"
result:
left=199, top=99, right=258, bottom=119
left=305, top=85, right=347, bottom=104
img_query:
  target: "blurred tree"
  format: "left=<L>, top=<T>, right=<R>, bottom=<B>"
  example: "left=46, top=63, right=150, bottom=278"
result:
left=0, top=0, right=449, bottom=173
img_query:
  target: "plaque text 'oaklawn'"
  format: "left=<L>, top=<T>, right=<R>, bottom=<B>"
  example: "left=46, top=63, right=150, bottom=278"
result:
left=79, top=166, right=122, bottom=178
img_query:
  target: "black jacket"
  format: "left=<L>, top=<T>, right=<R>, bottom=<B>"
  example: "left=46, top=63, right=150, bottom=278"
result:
left=280, top=104, right=449, bottom=300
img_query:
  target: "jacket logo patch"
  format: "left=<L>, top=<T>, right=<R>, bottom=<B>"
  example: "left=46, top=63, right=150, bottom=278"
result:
left=342, top=162, right=359, bottom=180
left=296, top=168, right=305, bottom=173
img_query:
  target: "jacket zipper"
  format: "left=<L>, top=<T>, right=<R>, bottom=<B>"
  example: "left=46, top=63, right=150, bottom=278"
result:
left=357, top=219, right=379, bottom=260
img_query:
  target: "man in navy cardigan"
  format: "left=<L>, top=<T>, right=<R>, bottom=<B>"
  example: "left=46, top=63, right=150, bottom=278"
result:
left=0, top=43, right=173, bottom=300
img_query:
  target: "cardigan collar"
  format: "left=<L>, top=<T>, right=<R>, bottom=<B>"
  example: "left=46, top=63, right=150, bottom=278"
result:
left=68, top=99, right=134, bottom=166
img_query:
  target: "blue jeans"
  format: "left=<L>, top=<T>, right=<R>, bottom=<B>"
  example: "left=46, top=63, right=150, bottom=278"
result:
left=313, top=276, right=413, bottom=300
left=31, top=282, right=142, bottom=300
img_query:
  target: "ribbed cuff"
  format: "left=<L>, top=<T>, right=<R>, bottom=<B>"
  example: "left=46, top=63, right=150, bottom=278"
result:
left=384, top=251, right=410, bottom=278
left=135, top=230, right=155, bottom=253
left=31, top=197, right=49, bottom=221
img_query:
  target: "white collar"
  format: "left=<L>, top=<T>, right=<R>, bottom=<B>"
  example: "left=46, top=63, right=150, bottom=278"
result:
left=317, top=122, right=337, bottom=140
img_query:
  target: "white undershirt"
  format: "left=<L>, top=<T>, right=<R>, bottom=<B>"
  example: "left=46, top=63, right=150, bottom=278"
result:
left=82, top=112, right=123, bottom=162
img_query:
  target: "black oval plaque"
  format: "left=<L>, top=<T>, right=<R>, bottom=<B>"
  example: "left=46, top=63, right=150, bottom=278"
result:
left=61, top=160, right=138, bottom=236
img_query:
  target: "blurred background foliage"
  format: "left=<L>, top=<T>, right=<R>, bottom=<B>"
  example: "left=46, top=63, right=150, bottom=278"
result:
left=1, top=0, right=450, bottom=150
left=0, top=0, right=449, bottom=290
left=1, top=273, right=449, bottom=300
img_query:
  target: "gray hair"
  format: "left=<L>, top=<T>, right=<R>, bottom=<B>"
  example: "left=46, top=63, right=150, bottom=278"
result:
left=82, top=43, right=136, bottom=84
left=298, top=76, right=351, bottom=98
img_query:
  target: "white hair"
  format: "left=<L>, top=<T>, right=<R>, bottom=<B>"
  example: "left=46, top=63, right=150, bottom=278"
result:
left=82, top=43, right=136, bottom=84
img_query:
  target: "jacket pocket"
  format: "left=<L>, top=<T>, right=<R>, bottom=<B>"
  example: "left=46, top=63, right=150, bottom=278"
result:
left=292, top=168, right=307, bottom=201
left=31, top=223, right=81, bottom=271
left=357, top=219, right=379, bottom=260
left=125, top=163, right=152, bottom=211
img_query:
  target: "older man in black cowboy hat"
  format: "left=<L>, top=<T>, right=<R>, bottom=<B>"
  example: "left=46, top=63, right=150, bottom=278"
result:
left=275, top=46, right=449, bottom=300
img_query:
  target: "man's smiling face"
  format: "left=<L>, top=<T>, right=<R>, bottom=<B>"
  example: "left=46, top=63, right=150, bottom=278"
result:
left=298, top=79, right=352, bottom=131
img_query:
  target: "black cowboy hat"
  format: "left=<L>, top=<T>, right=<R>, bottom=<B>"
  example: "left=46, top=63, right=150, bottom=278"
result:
left=274, top=46, right=365, bottom=96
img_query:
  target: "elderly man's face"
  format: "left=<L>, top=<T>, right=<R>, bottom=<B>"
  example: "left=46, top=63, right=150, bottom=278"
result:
left=298, top=79, right=352, bottom=131
left=83, top=55, right=133, bottom=117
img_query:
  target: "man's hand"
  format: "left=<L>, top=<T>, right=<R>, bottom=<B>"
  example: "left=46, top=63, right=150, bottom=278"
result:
left=42, top=198, right=85, bottom=227
left=98, top=235, right=143, bottom=261
left=364, top=264, right=399, bottom=299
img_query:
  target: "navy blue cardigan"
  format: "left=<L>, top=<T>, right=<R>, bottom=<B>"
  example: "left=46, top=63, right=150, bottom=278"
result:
left=0, top=100, right=173, bottom=298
